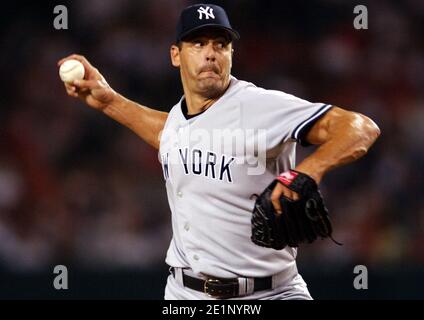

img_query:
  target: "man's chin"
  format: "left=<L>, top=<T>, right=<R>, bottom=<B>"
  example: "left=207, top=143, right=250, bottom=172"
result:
left=198, top=79, right=225, bottom=99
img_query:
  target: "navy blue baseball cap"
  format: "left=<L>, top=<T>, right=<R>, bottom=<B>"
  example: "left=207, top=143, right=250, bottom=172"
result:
left=176, top=4, right=240, bottom=43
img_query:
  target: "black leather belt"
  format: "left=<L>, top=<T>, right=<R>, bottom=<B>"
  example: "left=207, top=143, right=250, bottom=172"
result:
left=170, top=267, right=272, bottom=298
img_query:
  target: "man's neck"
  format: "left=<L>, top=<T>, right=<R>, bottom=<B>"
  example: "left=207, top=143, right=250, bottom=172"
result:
left=184, top=81, right=231, bottom=116
left=184, top=94, right=216, bottom=115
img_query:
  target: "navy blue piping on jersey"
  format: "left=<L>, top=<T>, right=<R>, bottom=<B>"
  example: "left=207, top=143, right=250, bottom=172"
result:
left=181, top=98, right=207, bottom=120
left=291, top=104, right=333, bottom=145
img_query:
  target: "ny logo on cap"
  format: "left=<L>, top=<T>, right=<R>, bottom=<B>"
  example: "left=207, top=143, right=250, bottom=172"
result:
left=197, top=6, right=215, bottom=20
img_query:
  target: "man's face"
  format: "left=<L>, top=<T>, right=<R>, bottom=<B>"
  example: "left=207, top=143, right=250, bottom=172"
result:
left=171, top=29, right=233, bottom=99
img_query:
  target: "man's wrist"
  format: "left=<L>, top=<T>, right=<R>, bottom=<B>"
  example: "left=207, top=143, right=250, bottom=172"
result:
left=292, top=167, right=324, bottom=184
left=102, top=91, right=124, bottom=113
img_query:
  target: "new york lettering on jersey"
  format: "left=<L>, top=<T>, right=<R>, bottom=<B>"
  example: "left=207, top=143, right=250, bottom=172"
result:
left=160, top=139, right=238, bottom=183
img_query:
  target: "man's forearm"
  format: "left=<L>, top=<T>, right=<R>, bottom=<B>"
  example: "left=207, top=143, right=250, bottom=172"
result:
left=295, top=112, right=380, bottom=183
left=102, top=93, right=168, bottom=149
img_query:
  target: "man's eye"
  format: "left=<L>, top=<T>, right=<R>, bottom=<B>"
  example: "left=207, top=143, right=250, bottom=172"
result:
left=193, top=41, right=203, bottom=47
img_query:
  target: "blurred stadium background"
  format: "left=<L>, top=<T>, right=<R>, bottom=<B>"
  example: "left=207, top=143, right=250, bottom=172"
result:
left=1, top=0, right=423, bottom=299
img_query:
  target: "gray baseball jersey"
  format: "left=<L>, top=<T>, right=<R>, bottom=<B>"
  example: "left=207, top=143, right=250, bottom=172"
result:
left=159, top=76, right=332, bottom=283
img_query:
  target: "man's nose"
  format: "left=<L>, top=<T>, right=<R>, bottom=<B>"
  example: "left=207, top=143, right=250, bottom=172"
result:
left=204, top=42, right=216, bottom=61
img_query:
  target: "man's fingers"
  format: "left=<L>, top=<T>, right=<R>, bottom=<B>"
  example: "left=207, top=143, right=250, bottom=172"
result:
left=64, top=83, right=78, bottom=97
left=271, top=186, right=283, bottom=215
left=58, top=54, right=79, bottom=67
left=58, top=54, right=92, bottom=68
left=275, top=181, right=300, bottom=201
left=271, top=182, right=301, bottom=215
left=64, top=83, right=75, bottom=91
left=73, top=79, right=100, bottom=90
left=291, top=192, right=300, bottom=201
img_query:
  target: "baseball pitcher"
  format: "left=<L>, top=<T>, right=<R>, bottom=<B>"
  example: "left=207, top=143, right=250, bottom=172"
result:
left=58, top=4, right=380, bottom=300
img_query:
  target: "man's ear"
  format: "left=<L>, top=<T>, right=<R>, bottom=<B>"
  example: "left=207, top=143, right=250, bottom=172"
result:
left=170, top=45, right=180, bottom=67
left=230, top=48, right=234, bottom=69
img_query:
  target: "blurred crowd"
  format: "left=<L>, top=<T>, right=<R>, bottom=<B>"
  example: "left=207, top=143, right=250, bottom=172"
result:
left=1, top=0, right=423, bottom=274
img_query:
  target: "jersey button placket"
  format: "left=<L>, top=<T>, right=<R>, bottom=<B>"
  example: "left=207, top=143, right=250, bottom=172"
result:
left=184, top=222, right=190, bottom=231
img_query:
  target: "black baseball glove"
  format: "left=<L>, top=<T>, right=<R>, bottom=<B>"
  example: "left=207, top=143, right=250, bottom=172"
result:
left=251, top=170, right=341, bottom=250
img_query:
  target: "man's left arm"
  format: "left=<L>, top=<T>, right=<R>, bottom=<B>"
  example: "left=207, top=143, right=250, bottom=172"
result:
left=271, top=106, right=380, bottom=214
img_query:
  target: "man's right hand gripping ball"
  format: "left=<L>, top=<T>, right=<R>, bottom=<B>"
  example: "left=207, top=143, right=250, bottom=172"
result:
left=58, top=54, right=117, bottom=111
left=251, top=170, right=339, bottom=250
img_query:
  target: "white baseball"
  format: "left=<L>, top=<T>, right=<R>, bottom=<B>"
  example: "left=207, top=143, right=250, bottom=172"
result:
left=59, top=59, right=85, bottom=83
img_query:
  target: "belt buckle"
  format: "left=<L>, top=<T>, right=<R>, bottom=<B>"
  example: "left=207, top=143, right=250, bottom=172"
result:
left=204, top=278, right=238, bottom=299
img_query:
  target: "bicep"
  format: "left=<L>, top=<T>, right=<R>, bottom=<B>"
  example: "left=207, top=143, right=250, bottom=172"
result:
left=304, top=106, right=355, bottom=145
